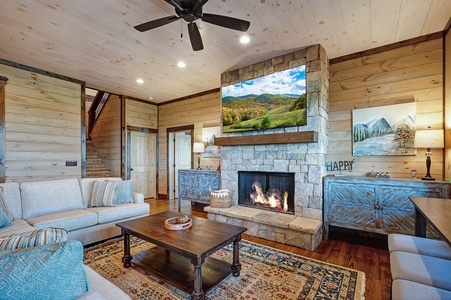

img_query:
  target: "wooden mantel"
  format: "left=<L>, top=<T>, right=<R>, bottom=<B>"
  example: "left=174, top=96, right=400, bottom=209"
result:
left=214, top=131, right=318, bottom=146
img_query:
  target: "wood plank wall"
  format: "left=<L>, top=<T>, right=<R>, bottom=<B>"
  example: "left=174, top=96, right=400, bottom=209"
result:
left=0, top=64, right=82, bottom=182
left=329, top=37, right=444, bottom=179
left=158, top=90, right=221, bottom=197
left=125, top=99, right=158, bottom=129
left=90, top=94, right=121, bottom=177
left=445, top=29, right=451, bottom=179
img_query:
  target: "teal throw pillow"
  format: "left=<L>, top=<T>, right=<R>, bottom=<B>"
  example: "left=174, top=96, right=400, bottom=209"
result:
left=0, top=240, right=90, bottom=299
left=115, top=179, right=134, bottom=204
left=0, top=209, right=12, bottom=228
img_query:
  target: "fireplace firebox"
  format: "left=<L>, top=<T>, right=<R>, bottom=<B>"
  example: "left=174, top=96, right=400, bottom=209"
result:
left=238, top=171, right=295, bottom=214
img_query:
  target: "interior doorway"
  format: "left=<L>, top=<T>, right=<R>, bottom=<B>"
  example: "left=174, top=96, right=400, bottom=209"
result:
left=168, top=128, right=193, bottom=200
left=129, top=130, right=157, bottom=198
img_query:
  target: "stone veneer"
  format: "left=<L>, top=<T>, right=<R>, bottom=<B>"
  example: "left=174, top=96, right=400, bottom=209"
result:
left=205, top=206, right=322, bottom=251
left=207, top=45, right=329, bottom=251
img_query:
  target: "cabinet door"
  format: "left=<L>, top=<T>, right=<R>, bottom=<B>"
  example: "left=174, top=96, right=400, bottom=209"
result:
left=328, top=183, right=377, bottom=229
left=197, top=172, right=220, bottom=202
left=380, top=186, right=443, bottom=237
left=179, top=171, right=201, bottom=200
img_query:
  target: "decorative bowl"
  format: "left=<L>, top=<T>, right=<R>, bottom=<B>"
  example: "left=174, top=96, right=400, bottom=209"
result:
left=164, top=216, right=192, bottom=230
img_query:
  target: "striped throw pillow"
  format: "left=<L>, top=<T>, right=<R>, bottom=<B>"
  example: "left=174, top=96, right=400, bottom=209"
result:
left=89, top=180, right=119, bottom=207
left=0, top=227, right=68, bottom=250
left=0, top=188, right=14, bottom=222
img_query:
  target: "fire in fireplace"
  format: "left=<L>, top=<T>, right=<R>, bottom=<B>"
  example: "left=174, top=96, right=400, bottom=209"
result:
left=238, top=171, right=295, bottom=214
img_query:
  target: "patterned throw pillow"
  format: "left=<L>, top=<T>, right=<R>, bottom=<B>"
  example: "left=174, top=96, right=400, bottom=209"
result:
left=89, top=180, right=119, bottom=207
left=0, top=240, right=90, bottom=299
left=0, top=227, right=68, bottom=250
left=115, top=179, right=134, bottom=204
left=0, top=188, right=14, bottom=222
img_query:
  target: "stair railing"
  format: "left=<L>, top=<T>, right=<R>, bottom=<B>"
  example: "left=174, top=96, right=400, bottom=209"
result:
left=88, top=91, right=109, bottom=138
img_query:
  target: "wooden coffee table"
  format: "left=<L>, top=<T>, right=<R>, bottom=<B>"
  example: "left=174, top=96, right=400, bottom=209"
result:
left=116, top=211, right=247, bottom=300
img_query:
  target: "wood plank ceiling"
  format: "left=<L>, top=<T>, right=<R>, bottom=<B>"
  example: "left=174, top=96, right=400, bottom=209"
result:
left=0, top=0, right=450, bottom=103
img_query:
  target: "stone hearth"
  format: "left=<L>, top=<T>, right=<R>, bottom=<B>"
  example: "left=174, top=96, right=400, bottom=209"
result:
left=205, top=206, right=322, bottom=251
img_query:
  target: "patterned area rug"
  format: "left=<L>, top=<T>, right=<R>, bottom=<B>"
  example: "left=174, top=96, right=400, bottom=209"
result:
left=84, top=237, right=365, bottom=299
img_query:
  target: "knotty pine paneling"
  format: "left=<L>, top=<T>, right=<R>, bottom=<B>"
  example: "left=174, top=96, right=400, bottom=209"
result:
left=0, top=64, right=82, bottom=182
left=125, top=99, right=157, bottom=129
left=445, top=29, right=451, bottom=179
left=158, top=90, right=221, bottom=196
left=90, top=94, right=121, bottom=177
left=329, top=38, right=444, bottom=179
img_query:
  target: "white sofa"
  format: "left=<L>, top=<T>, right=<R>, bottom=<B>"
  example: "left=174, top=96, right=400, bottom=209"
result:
left=0, top=177, right=149, bottom=245
left=0, top=177, right=150, bottom=300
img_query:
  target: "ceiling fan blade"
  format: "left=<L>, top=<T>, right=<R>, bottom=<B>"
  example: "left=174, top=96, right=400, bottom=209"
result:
left=192, top=0, right=209, bottom=11
left=134, top=15, right=180, bottom=32
left=187, top=22, right=203, bottom=51
left=167, top=0, right=184, bottom=12
left=201, top=13, right=250, bottom=32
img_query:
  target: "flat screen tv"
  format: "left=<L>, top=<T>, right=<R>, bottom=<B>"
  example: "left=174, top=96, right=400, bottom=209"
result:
left=221, top=65, right=306, bottom=133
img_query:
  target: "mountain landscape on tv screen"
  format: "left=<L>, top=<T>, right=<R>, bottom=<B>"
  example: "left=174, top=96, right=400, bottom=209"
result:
left=222, top=93, right=307, bottom=133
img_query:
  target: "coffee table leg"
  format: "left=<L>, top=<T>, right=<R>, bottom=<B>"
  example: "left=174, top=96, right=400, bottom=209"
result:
left=122, top=230, right=132, bottom=268
left=191, top=257, right=205, bottom=300
left=231, top=235, right=242, bottom=277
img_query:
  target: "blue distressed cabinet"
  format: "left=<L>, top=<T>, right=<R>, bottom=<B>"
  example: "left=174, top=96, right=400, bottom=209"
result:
left=323, top=176, right=451, bottom=239
left=178, top=169, right=221, bottom=208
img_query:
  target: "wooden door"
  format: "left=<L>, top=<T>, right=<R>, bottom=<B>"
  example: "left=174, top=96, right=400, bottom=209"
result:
left=174, top=132, right=192, bottom=198
left=130, top=131, right=157, bottom=198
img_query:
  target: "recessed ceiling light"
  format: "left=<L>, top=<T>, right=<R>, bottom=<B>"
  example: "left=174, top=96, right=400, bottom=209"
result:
left=177, top=61, right=186, bottom=68
left=136, top=78, right=144, bottom=84
left=240, top=35, right=250, bottom=44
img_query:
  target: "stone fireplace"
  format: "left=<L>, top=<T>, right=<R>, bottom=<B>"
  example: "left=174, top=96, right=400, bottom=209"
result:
left=205, top=44, right=329, bottom=251
left=238, top=171, right=295, bottom=214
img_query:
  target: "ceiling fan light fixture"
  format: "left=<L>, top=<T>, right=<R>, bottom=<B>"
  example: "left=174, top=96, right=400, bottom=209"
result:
left=136, top=78, right=144, bottom=84
left=240, top=35, right=250, bottom=44
left=177, top=61, right=186, bottom=68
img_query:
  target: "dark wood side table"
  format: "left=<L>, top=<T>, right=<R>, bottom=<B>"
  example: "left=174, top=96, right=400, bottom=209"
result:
left=116, top=211, right=247, bottom=300
left=409, top=196, right=451, bottom=247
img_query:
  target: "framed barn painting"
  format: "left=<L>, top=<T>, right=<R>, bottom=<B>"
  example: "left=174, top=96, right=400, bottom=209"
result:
left=352, top=102, right=416, bottom=156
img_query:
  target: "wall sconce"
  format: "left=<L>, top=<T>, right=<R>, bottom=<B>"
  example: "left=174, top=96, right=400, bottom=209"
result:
left=414, top=127, right=444, bottom=181
left=193, top=142, right=205, bottom=170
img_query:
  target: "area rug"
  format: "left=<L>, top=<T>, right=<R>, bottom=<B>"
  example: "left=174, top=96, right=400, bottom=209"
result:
left=84, top=237, right=365, bottom=300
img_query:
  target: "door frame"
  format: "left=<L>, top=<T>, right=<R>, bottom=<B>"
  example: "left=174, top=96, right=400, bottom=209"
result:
left=167, top=125, right=194, bottom=200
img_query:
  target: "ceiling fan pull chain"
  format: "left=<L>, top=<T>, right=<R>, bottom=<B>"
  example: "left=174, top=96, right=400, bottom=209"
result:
left=181, top=20, right=183, bottom=39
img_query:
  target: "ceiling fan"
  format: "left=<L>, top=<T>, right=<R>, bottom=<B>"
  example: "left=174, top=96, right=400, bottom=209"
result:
left=134, top=0, right=251, bottom=51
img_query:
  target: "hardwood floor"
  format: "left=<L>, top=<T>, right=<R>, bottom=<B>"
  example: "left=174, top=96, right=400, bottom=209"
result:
left=146, top=198, right=392, bottom=300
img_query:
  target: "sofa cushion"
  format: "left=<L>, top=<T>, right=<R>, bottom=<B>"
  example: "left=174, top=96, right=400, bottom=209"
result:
left=115, top=179, right=134, bottom=204
left=0, top=189, right=14, bottom=222
left=86, top=203, right=150, bottom=224
left=80, top=178, right=122, bottom=208
left=27, top=210, right=98, bottom=231
left=0, top=227, right=68, bottom=250
left=89, top=180, right=119, bottom=207
left=392, top=279, right=451, bottom=300
left=21, top=178, right=84, bottom=219
left=390, top=251, right=451, bottom=291
left=388, top=233, right=451, bottom=260
left=0, top=220, right=35, bottom=237
left=0, top=182, right=22, bottom=220
left=0, top=240, right=90, bottom=299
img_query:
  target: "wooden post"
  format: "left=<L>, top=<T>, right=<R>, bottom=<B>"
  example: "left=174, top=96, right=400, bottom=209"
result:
left=0, top=76, right=8, bottom=183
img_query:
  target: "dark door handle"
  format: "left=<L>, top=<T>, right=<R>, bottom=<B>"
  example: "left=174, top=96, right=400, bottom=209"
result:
left=130, top=168, right=134, bottom=171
